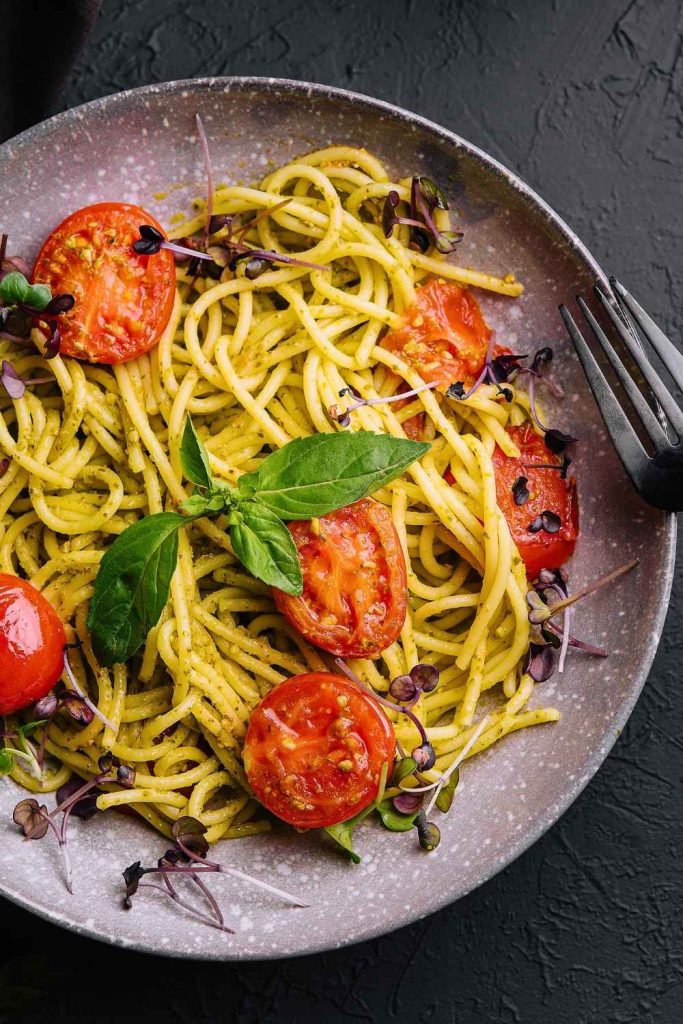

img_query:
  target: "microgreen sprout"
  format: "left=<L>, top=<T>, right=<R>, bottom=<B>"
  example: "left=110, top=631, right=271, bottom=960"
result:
left=512, top=475, right=530, bottom=506
left=382, top=177, right=463, bottom=254
left=13, top=752, right=135, bottom=893
left=330, top=380, right=440, bottom=427
left=123, top=815, right=307, bottom=932
left=62, top=646, right=117, bottom=733
left=0, top=250, right=73, bottom=359
left=524, top=560, right=638, bottom=680
left=528, top=510, right=562, bottom=535
left=0, top=719, right=46, bottom=778
left=0, top=359, right=53, bottom=400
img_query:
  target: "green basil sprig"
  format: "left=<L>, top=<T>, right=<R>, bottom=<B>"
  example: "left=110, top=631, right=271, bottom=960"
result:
left=87, top=420, right=429, bottom=667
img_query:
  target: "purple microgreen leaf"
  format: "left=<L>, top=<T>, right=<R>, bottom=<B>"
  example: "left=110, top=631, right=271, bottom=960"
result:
left=56, top=777, right=99, bottom=820
left=116, top=764, right=136, bottom=789
left=409, top=663, right=439, bottom=693
left=389, top=674, right=418, bottom=701
left=98, top=752, right=114, bottom=774
left=13, top=798, right=49, bottom=839
left=244, top=256, right=269, bottom=280
left=208, top=214, right=233, bottom=235
left=382, top=190, right=401, bottom=237
left=544, top=428, right=576, bottom=455
left=528, top=510, right=562, bottom=535
left=42, top=322, right=61, bottom=359
left=412, top=741, right=437, bottom=771
left=512, top=475, right=530, bottom=506
left=172, top=815, right=209, bottom=859
left=60, top=692, right=95, bottom=725
left=63, top=647, right=117, bottom=732
left=34, top=692, right=59, bottom=718
left=392, top=791, right=424, bottom=814
left=1, top=359, right=26, bottom=398
left=525, top=643, right=555, bottom=682
left=446, top=381, right=466, bottom=399
left=43, top=293, right=75, bottom=316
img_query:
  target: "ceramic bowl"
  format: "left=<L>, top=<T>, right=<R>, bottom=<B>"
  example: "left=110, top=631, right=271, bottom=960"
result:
left=0, top=78, right=674, bottom=960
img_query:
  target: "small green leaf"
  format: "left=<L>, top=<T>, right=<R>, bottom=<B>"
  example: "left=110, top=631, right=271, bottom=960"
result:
left=230, top=502, right=302, bottom=595
left=376, top=799, right=421, bottom=832
left=87, top=512, right=185, bottom=666
left=24, top=282, right=52, bottom=310
left=0, top=748, right=15, bottom=774
left=238, top=431, right=430, bottom=519
left=180, top=416, right=214, bottom=490
left=324, top=815, right=363, bottom=864
left=435, top=768, right=459, bottom=813
left=393, top=756, right=418, bottom=785
left=0, top=271, right=30, bottom=305
left=0, top=271, right=52, bottom=311
left=17, top=720, right=46, bottom=741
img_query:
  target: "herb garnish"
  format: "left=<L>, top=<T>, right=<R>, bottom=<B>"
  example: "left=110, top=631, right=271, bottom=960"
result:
left=87, top=422, right=429, bottom=665
left=0, top=359, right=53, bottom=399
left=0, top=259, right=74, bottom=358
left=382, top=177, right=463, bottom=254
left=13, top=753, right=136, bottom=892
left=330, top=380, right=440, bottom=427
left=528, top=510, right=562, bottom=534
left=123, top=815, right=306, bottom=931
left=0, top=720, right=46, bottom=778
left=512, top=475, right=530, bottom=506
left=525, top=560, right=638, bottom=679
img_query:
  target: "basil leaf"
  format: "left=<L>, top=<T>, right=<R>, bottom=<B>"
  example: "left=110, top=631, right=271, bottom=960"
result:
left=179, top=492, right=229, bottom=517
left=229, top=502, right=302, bottom=595
left=87, top=512, right=185, bottom=666
left=238, top=432, right=430, bottom=519
left=180, top=416, right=213, bottom=490
left=376, top=798, right=421, bottom=832
left=0, top=271, right=51, bottom=310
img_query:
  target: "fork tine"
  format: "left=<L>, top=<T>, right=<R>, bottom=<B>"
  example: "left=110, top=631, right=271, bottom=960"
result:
left=576, top=297, right=670, bottom=451
left=610, top=277, right=683, bottom=389
left=559, top=305, right=649, bottom=483
left=593, top=286, right=683, bottom=437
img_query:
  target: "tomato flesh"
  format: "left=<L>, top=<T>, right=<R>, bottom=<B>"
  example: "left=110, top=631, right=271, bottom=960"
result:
left=33, top=202, right=176, bottom=364
left=381, top=279, right=491, bottom=389
left=272, top=498, right=407, bottom=659
left=0, top=574, right=66, bottom=715
left=243, top=672, right=395, bottom=828
left=492, top=425, right=579, bottom=580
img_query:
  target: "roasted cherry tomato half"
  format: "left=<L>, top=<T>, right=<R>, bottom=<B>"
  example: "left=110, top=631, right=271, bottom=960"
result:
left=33, top=202, right=176, bottom=364
left=243, top=672, right=395, bottom=828
left=381, top=279, right=491, bottom=390
left=0, top=574, right=66, bottom=715
left=272, top=498, right=407, bottom=659
left=492, top=424, right=579, bottom=580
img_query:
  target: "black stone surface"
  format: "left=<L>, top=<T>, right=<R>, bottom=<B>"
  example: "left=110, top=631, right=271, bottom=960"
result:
left=1, top=1, right=682, bottom=1021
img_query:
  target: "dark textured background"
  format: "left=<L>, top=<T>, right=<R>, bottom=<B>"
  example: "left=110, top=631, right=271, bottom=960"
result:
left=1, top=1, right=682, bottom=1021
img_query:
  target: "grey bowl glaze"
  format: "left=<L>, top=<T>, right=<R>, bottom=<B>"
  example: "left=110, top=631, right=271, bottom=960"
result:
left=0, top=78, right=675, bottom=960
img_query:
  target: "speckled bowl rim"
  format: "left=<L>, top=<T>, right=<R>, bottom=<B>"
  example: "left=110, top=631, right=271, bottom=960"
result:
left=0, top=77, right=676, bottom=960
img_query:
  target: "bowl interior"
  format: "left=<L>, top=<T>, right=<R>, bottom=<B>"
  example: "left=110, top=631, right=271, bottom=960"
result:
left=0, top=79, right=673, bottom=959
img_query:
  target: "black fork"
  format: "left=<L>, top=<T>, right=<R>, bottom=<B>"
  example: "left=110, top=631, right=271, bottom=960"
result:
left=559, top=280, right=683, bottom=512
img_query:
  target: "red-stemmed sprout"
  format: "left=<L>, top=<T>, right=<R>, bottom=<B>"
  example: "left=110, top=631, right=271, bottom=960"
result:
left=330, top=381, right=440, bottom=427
left=382, top=177, right=463, bottom=254
left=62, top=645, right=116, bottom=733
left=525, top=560, right=638, bottom=681
left=14, top=752, right=135, bottom=893
left=123, top=815, right=307, bottom=933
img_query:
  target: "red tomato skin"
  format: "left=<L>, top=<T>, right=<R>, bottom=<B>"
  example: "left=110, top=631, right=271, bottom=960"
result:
left=243, top=673, right=395, bottom=829
left=381, top=279, right=491, bottom=389
left=272, top=498, right=408, bottom=659
left=33, top=202, right=176, bottom=365
left=492, top=425, right=579, bottom=580
left=0, top=574, right=66, bottom=714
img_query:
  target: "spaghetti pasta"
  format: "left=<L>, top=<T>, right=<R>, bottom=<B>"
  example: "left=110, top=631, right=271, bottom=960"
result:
left=0, top=146, right=558, bottom=843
